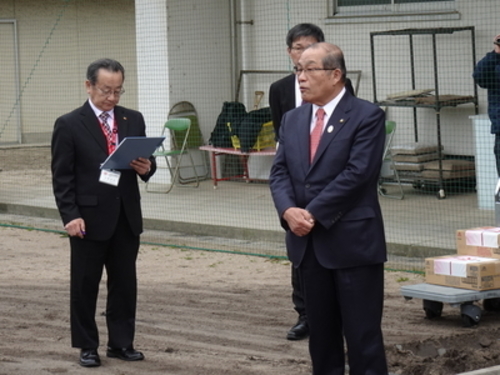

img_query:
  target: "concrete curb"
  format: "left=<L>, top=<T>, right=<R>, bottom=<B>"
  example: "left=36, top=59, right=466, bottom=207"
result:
left=458, top=365, right=500, bottom=375
left=0, top=202, right=452, bottom=259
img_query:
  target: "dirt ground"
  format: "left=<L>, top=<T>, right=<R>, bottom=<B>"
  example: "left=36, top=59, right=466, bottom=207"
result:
left=3, top=146, right=500, bottom=375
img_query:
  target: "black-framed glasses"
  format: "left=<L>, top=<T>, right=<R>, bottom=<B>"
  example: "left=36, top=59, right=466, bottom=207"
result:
left=293, top=67, right=337, bottom=76
left=94, top=86, right=125, bottom=97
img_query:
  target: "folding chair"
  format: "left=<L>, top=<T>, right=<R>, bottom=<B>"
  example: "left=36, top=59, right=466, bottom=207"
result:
left=378, top=120, right=404, bottom=199
left=146, top=118, right=200, bottom=194
left=168, top=101, right=209, bottom=182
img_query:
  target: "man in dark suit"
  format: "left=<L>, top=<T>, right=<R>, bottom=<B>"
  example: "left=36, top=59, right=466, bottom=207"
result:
left=51, top=58, right=156, bottom=367
left=269, top=24, right=325, bottom=142
left=269, top=43, right=388, bottom=374
left=268, top=23, right=354, bottom=341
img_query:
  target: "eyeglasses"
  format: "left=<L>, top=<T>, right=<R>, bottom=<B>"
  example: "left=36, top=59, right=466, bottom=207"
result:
left=293, top=67, right=337, bottom=76
left=290, top=46, right=308, bottom=53
left=94, top=86, right=125, bottom=97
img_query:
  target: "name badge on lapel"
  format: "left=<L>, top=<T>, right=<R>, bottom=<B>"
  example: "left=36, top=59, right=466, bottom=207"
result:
left=99, top=169, right=121, bottom=186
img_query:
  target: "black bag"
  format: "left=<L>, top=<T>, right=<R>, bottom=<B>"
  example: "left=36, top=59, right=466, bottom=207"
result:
left=237, top=107, right=272, bottom=152
left=209, top=102, right=247, bottom=148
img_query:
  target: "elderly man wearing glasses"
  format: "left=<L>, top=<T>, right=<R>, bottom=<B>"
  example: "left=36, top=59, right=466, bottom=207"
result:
left=270, top=43, right=388, bottom=375
left=268, top=23, right=354, bottom=342
left=51, top=58, right=156, bottom=367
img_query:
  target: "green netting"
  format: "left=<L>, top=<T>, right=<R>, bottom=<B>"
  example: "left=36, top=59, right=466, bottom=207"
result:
left=0, top=0, right=499, bottom=274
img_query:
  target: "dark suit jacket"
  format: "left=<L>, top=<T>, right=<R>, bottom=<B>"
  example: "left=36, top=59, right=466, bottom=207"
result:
left=269, top=73, right=355, bottom=139
left=51, top=100, right=156, bottom=241
left=269, top=90, right=386, bottom=269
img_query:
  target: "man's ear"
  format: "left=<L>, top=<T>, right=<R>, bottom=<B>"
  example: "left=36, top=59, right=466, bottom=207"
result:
left=331, top=69, right=342, bottom=86
left=84, top=80, right=91, bottom=94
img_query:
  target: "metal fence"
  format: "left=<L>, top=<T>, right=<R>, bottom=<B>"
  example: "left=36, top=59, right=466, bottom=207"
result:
left=1, top=0, right=499, bottom=272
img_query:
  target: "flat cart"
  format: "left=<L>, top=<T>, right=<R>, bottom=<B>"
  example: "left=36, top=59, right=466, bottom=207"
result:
left=400, top=283, right=500, bottom=327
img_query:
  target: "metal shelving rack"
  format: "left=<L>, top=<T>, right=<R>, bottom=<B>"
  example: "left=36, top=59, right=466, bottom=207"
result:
left=370, top=26, right=479, bottom=199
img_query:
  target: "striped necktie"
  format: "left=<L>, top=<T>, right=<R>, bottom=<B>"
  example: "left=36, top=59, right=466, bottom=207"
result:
left=99, top=112, right=116, bottom=153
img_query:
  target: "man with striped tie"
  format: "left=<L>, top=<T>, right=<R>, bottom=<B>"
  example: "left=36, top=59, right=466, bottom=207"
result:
left=51, top=58, right=156, bottom=367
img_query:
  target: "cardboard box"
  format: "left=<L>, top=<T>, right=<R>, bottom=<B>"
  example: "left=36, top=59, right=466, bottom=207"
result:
left=425, top=255, right=500, bottom=291
left=456, top=227, right=500, bottom=259
left=484, top=229, right=500, bottom=248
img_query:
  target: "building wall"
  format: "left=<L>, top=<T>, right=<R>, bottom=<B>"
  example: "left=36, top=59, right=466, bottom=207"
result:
left=165, top=0, right=233, bottom=144
left=0, top=0, right=498, bottom=157
left=0, top=0, right=232, bottom=145
left=0, top=19, right=19, bottom=143
left=237, top=0, right=498, bottom=157
left=0, top=0, right=138, bottom=143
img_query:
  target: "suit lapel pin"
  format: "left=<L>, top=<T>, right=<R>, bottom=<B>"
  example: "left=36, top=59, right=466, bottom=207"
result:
left=327, top=125, right=334, bottom=133
left=339, top=118, right=345, bottom=123
left=123, top=117, right=127, bottom=120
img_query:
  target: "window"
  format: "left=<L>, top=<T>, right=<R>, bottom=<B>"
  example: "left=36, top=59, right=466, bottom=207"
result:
left=330, top=0, right=458, bottom=23
left=333, top=0, right=455, bottom=16
left=338, top=0, right=449, bottom=4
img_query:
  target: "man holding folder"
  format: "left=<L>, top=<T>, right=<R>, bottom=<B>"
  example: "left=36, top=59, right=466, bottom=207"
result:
left=51, top=58, right=156, bottom=367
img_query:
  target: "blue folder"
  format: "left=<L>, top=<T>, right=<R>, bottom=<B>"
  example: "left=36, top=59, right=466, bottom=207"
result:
left=100, top=136, right=165, bottom=170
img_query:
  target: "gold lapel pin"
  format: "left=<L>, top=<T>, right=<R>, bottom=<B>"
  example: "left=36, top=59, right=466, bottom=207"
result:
left=123, top=117, right=127, bottom=120
left=327, top=125, right=334, bottom=133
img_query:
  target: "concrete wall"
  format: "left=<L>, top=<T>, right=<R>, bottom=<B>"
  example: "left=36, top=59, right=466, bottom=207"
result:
left=0, top=0, right=138, bottom=144
left=165, top=0, right=233, bottom=144
left=0, top=0, right=498, bottom=158
left=236, top=0, right=498, bottom=157
left=0, top=19, right=19, bottom=143
left=0, top=0, right=232, bottom=145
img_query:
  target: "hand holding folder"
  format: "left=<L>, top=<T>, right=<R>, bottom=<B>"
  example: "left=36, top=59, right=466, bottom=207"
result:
left=100, top=136, right=165, bottom=170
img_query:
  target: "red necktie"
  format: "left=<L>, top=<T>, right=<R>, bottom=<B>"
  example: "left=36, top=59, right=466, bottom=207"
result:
left=310, top=108, right=325, bottom=163
left=99, top=112, right=116, bottom=154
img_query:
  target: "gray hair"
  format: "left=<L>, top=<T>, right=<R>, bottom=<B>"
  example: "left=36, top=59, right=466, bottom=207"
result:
left=86, top=58, right=125, bottom=85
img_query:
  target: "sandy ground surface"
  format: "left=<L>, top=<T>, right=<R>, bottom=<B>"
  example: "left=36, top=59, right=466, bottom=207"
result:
left=3, top=146, right=500, bottom=375
left=2, top=225, right=500, bottom=375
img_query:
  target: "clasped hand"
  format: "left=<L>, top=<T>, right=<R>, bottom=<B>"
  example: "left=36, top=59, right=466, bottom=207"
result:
left=283, top=207, right=315, bottom=237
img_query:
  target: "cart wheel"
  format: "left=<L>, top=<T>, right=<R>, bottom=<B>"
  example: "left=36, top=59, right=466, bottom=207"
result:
left=483, top=298, right=500, bottom=312
left=412, top=182, right=423, bottom=190
left=461, top=314, right=478, bottom=327
left=423, top=300, right=443, bottom=319
left=460, top=304, right=481, bottom=327
left=379, top=188, right=387, bottom=195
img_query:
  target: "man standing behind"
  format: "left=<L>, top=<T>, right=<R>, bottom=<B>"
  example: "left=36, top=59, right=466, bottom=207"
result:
left=269, top=43, right=388, bottom=374
left=473, top=34, right=500, bottom=176
left=269, top=23, right=325, bottom=143
left=51, top=58, right=156, bottom=367
left=268, top=23, right=353, bottom=341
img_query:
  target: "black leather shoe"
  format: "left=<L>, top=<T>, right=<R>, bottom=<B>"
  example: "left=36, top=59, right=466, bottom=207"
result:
left=106, top=347, right=145, bottom=361
left=286, top=316, right=309, bottom=341
left=79, top=349, right=101, bottom=367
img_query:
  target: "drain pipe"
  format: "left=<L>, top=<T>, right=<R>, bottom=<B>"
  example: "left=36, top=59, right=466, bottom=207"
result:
left=229, top=0, right=238, bottom=101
